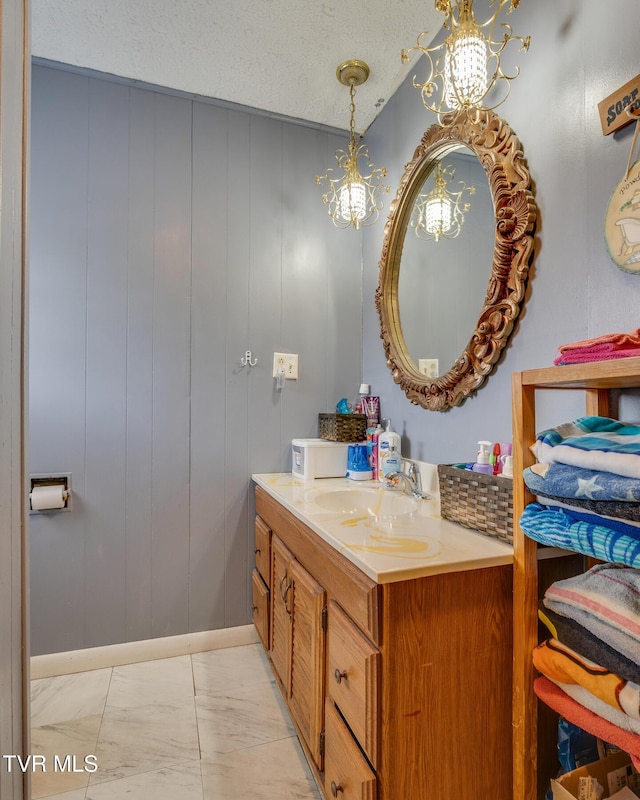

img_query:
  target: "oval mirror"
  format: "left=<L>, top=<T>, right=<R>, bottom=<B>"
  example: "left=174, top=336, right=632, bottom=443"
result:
left=376, top=109, right=536, bottom=411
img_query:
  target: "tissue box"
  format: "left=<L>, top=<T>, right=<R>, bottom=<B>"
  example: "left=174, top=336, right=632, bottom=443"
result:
left=292, top=439, right=349, bottom=480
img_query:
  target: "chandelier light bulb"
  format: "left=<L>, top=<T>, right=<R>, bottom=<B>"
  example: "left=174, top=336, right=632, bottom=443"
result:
left=339, top=180, right=367, bottom=223
left=425, top=195, right=454, bottom=237
left=444, top=23, right=488, bottom=109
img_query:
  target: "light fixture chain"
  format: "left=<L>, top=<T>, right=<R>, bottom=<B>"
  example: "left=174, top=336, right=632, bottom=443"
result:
left=349, top=82, right=357, bottom=142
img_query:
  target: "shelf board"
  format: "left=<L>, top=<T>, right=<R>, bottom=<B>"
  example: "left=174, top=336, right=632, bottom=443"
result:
left=519, top=357, right=640, bottom=390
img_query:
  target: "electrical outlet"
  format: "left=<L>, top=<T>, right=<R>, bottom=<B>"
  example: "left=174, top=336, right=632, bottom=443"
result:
left=418, top=358, right=439, bottom=378
left=273, top=352, right=298, bottom=380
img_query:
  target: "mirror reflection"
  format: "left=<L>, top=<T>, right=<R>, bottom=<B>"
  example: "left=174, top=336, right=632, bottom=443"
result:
left=398, top=146, right=495, bottom=379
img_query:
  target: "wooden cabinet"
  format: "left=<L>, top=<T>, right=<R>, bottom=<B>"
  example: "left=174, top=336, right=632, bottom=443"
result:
left=254, top=483, right=513, bottom=800
left=512, top=358, right=640, bottom=800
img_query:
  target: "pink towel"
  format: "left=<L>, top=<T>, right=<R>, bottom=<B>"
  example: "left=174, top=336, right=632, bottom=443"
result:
left=554, top=349, right=640, bottom=366
left=534, top=675, right=640, bottom=769
left=554, top=328, right=640, bottom=366
left=558, top=328, right=640, bottom=355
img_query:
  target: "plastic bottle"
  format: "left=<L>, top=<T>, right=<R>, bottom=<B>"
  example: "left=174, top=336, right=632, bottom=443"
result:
left=472, top=440, right=494, bottom=474
left=378, top=419, right=402, bottom=482
left=368, top=423, right=383, bottom=476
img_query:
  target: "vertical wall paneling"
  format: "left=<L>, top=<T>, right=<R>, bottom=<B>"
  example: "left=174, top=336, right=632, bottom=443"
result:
left=322, top=133, right=364, bottom=414
left=150, top=92, right=193, bottom=638
left=189, top=102, right=228, bottom=632
left=247, top=115, right=283, bottom=475
left=29, top=69, right=90, bottom=655
left=223, top=109, right=252, bottom=627
left=84, top=78, right=130, bottom=646
left=29, top=65, right=364, bottom=654
left=125, top=87, right=156, bottom=641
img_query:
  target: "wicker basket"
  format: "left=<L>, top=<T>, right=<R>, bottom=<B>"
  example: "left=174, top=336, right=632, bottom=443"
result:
left=318, top=413, right=367, bottom=442
left=437, top=464, right=513, bottom=544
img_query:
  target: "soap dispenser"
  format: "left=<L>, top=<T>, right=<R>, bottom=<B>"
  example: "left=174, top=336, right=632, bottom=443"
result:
left=377, top=419, right=402, bottom=482
left=472, top=440, right=494, bottom=474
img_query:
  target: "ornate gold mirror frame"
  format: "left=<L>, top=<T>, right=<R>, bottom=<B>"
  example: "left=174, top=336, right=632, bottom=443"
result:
left=376, top=108, right=536, bottom=410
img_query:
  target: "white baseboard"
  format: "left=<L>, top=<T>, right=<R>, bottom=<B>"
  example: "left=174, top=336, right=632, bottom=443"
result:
left=30, top=624, right=259, bottom=680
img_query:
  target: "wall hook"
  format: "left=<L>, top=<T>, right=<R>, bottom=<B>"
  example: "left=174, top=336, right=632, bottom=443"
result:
left=241, top=350, right=258, bottom=367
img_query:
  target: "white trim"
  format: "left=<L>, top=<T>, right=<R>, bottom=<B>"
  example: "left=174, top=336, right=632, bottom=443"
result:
left=30, top=625, right=259, bottom=679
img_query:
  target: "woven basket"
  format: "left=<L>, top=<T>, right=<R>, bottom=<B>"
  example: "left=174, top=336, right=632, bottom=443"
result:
left=319, top=413, right=367, bottom=443
left=437, top=464, right=513, bottom=544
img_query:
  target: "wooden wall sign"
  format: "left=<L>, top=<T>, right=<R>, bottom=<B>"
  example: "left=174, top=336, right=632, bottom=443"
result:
left=598, top=74, right=640, bottom=135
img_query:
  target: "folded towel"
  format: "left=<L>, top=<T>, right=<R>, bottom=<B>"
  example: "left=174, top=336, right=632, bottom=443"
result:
left=557, top=328, right=640, bottom=356
left=525, top=462, right=640, bottom=503
left=534, top=492, right=640, bottom=522
left=520, top=502, right=640, bottom=568
left=548, top=677, right=640, bottom=735
left=532, top=417, right=640, bottom=479
left=539, top=606, right=640, bottom=685
left=543, top=563, right=640, bottom=665
left=532, top=499, right=640, bottom=538
left=533, top=638, right=640, bottom=720
left=554, top=349, right=640, bottom=366
left=533, top=676, right=640, bottom=769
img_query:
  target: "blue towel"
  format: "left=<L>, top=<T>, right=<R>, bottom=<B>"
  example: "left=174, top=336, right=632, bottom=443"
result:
left=519, top=502, right=640, bottom=568
left=532, top=417, right=640, bottom=478
left=524, top=462, right=640, bottom=502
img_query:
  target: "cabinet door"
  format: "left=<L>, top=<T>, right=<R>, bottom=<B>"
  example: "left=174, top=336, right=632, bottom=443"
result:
left=288, top=558, right=326, bottom=771
left=327, top=600, right=379, bottom=768
left=324, top=699, right=376, bottom=800
left=254, top=515, right=271, bottom=586
left=251, top=569, right=269, bottom=650
left=270, top=534, right=293, bottom=693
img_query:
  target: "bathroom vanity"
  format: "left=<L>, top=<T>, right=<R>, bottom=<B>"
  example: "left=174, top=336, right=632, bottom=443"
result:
left=252, top=473, right=514, bottom=800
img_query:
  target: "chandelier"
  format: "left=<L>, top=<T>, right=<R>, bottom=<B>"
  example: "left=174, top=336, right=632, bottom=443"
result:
left=410, top=162, right=475, bottom=241
left=316, top=60, right=389, bottom=230
left=402, top=0, right=530, bottom=122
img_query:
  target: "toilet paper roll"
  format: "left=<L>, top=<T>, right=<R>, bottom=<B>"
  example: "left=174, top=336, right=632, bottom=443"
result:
left=30, top=484, right=66, bottom=511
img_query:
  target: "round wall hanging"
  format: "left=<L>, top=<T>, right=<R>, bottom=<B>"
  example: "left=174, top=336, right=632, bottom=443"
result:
left=605, top=112, right=640, bottom=273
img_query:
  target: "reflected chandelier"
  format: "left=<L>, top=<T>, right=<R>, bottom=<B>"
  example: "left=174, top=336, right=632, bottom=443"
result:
left=410, top=162, right=475, bottom=242
left=402, top=0, right=530, bottom=122
left=316, top=60, right=389, bottom=230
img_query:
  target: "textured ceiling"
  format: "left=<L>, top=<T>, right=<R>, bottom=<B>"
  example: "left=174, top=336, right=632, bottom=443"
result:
left=31, top=0, right=444, bottom=132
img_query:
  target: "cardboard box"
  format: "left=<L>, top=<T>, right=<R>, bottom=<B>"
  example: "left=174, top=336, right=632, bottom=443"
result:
left=552, top=751, right=637, bottom=800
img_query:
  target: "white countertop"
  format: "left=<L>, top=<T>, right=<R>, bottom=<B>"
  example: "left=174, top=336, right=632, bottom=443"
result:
left=252, top=472, right=514, bottom=584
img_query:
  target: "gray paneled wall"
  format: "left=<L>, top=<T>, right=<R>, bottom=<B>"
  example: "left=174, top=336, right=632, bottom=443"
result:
left=29, top=64, right=362, bottom=656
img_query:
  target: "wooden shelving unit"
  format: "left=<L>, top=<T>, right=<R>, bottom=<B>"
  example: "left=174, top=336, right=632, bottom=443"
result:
left=512, top=357, right=640, bottom=800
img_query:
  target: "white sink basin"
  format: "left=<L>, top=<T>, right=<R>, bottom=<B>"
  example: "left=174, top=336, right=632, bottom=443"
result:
left=313, top=488, right=418, bottom=519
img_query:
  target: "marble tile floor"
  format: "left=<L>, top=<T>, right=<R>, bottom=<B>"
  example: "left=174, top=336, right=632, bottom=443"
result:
left=30, top=643, right=323, bottom=800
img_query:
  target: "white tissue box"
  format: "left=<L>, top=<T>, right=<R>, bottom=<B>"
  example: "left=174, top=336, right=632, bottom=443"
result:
left=291, top=439, right=348, bottom=480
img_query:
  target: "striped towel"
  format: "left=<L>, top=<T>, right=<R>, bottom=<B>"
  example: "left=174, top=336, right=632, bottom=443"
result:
left=543, top=563, right=640, bottom=665
left=519, top=502, right=640, bottom=568
left=539, top=605, right=640, bottom=685
left=532, top=417, right=640, bottom=478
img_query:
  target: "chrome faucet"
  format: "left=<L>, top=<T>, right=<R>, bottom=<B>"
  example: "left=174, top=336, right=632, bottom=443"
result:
left=384, top=460, right=430, bottom=499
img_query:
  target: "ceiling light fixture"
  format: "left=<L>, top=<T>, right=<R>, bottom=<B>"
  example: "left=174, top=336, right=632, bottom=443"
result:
left=402, top=0, right=530, bottom=122
left=410, top=162, right=475, bottom=242
left=316, top=60, right=389, bottom=230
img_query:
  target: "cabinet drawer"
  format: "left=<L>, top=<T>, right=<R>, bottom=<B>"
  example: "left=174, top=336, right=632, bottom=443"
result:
left=324, top=699, right=376, bottom=800
left=254, top=515, right=271, bottom=586
left=251, top=569, right=270, bottom=650
left=327, top=600, right=379, bottom=767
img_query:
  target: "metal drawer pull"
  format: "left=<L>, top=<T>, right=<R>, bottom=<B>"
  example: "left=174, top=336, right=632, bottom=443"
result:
left=254, top=547, right=260, bottom=554
left=330, top=781, right=344, bottom=797
left=334, top=668, right=348, bottom=684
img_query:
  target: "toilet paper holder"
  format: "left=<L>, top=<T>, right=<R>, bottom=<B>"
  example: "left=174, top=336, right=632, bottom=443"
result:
left=29, top=473, right=72, bottom=513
